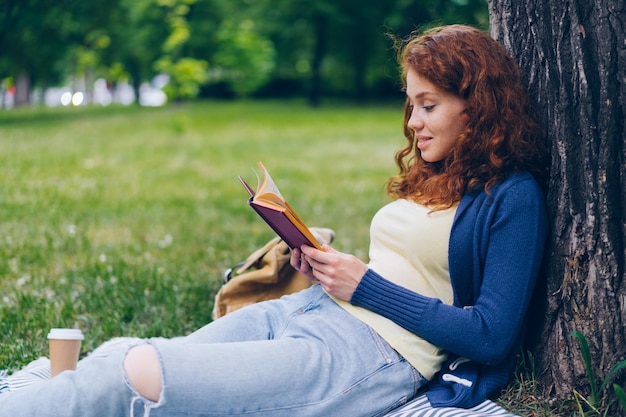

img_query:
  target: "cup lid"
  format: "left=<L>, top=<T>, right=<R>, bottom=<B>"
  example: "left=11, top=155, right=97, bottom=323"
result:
left=47, top=328, right=84, bottom=340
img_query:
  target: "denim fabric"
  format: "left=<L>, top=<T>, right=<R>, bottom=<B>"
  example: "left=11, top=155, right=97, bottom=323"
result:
left=0, top=341, right=134, bottom=416
left=0, top=285, right=425, bottom=417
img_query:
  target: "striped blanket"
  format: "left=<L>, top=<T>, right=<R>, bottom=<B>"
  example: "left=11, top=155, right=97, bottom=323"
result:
left=384, top=394, right=519, bottom=417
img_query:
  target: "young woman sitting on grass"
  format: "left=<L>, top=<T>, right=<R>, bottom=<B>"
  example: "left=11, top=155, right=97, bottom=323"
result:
left=0, top=24, right=548, bottom=417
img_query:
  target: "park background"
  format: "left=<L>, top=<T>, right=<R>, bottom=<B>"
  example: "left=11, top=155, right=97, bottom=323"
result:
left=0, top=0, right=488, bottom=108
left=1, top=1, right=625, bottom=416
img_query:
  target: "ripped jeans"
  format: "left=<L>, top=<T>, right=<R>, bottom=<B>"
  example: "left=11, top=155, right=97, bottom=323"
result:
left=0, top=285, right=426, bottom=417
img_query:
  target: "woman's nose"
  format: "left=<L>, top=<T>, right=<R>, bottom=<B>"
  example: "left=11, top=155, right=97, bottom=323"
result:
left=408, top=109, right=424, bottom=131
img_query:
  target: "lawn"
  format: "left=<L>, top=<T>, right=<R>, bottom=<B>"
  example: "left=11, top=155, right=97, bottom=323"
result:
left=0, top=100, right=403, bottom=370
left=1, top=100, right=570, bottom=415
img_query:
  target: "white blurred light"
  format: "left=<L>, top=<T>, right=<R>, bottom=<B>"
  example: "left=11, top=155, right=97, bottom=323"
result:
left=114, top=81, right=135, bottom=105
left=139, top=87, right=167, bottom=107
left=93, top=78, right=112, bottom=106
left=60, top=92, right=72, bottom=106
left=71, top=92, right=84, bottom=106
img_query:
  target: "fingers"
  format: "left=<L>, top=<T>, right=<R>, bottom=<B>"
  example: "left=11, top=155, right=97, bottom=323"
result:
left=301, top=245, right=330, bottom=261
left=290, top=247, right=317, bottom=281
left=301, top=245, right=339, bottom=278
left=321, top=243, right=338, bottom=254
left=290, top=247, right=301, bottom=269
left=305, top=248, right=367, bottom=301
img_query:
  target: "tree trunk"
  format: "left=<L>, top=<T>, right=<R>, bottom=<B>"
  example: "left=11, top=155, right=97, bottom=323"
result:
left=489, top=0, right=626, bottom=408
left=14, top=71, right=31, bottom=107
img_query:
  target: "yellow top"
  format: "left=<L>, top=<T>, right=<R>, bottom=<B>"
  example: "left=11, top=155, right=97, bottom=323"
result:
left=331, top=199, right=457, bottom=379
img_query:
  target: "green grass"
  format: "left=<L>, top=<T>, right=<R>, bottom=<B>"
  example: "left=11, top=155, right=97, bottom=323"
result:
left=0, top=100, right=402, bottom=370
left=3, top=100, right=583, bottom=415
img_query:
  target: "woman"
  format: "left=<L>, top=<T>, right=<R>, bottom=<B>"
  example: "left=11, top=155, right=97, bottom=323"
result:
left=0, top=24, right=548, bottom=416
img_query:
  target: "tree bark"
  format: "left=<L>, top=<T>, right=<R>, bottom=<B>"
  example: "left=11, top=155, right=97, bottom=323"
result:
left=14, top=72, right=31, bottom=107
left=489, top=0, right=625, bottom=406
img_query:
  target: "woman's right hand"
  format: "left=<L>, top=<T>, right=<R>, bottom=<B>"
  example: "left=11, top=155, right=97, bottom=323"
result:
left=290, top=246, right=319, bottom=282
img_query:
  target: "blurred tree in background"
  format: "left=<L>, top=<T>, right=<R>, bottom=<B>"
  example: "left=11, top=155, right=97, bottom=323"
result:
left=0, top=0, right=488, bottom=106
left=154, top=0, right=209, bottom=100
left=0, top=0, right=121, bottom=106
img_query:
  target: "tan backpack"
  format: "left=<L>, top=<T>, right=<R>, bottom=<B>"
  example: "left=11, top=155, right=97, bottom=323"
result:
left=211, top=227, right=334, bottom=319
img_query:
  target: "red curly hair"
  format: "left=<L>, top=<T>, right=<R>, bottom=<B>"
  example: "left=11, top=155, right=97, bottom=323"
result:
left=388, top=25, right=548, bottom=208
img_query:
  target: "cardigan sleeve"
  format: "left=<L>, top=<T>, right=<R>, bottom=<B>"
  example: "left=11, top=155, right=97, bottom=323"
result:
left=350, top=176, right=548, bottom=365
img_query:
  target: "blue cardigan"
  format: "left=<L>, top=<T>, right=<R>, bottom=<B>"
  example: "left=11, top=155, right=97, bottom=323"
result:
left=351, top=172, right=548, bottom=408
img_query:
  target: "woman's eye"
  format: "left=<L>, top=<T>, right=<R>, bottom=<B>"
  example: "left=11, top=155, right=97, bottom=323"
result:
left=423, top=105, right=435, bottom=112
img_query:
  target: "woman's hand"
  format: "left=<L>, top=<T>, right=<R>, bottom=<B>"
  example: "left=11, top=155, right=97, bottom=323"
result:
left=290, top=247, right=318, bottom=282
left=291, top=244, right=368, bottom=301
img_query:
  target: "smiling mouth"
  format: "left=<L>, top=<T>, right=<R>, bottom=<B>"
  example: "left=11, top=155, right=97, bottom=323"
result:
left=417, top=137, right=432, bottom=149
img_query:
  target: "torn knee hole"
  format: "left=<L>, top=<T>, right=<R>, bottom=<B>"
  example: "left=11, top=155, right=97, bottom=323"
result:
left=124, top=344, right=163, bottom=402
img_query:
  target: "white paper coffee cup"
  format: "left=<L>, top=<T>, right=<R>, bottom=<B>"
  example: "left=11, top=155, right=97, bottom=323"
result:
left=48, top=328, right=84, bottom=377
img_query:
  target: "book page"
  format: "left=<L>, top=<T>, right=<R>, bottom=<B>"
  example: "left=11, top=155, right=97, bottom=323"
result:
left=253, top=193, right=288, bottom=211
left=257, top=162, right=284, bottom=199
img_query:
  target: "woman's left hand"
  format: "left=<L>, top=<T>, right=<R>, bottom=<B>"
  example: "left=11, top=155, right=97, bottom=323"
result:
left=300, top=244, right=368, bottom=301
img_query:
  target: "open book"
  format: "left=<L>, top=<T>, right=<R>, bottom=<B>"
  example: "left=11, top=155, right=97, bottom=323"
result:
left=239, top=162, right=322, bottom=250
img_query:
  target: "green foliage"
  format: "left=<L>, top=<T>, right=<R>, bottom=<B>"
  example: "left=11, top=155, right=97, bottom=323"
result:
left=614, top=384, right=626, bottom=412
left=0, top=0, right=122, bottom=86
left=155, top=0, right=209, bottom=100
left=101, top=0, right=169, bottom=86
left=501, top=344, right=626, bottom=416
left=212, top=19, right=276, bottom=97
left=1, top=0, right=489, bottom=103
left=159, top=0, right=195, bottom=53
left=571, top=331, right=626, bottom=415
left=0, top=100, right=400, bottom=371
left=157, top=57, right=209, bottom=99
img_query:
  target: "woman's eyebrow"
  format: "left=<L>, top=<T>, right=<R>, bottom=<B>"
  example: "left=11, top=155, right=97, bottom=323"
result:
left=408, top=91, right=438, bottom=99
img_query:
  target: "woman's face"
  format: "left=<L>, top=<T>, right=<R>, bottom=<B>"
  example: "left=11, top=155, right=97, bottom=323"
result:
left=405, top=69, right=467, bottom=162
